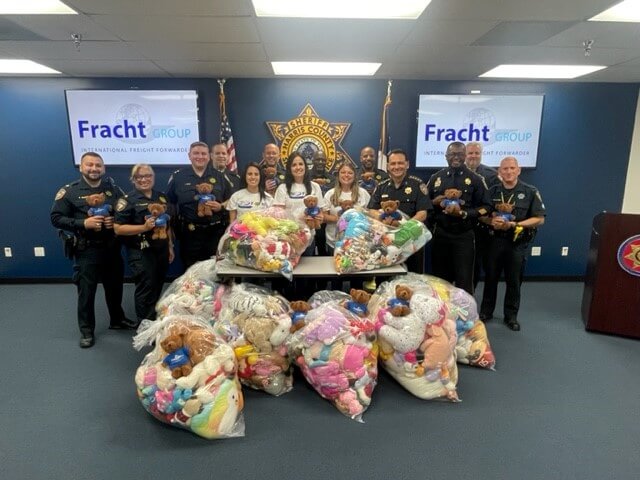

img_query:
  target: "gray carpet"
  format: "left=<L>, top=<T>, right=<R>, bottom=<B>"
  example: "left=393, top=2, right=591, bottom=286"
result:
left=1, top=282, right=638, bottom=480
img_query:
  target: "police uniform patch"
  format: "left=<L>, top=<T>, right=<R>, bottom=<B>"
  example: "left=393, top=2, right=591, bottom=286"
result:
left=464, top=178, right=471, bottom=185
left=434, top=177, right=441, bottom=188
left=420, top=183, right=428, bottom=195
left=115, top=198, right=128, bottom=212
left=376, top=175, right=381, bottom=180
left=405, top=187, right=412, bottom=194
left=278, top=174, right=285, bottom=180
left=159, top=196, right=167, bottom=203
left=518, top=193, right=525, bottom=199
left=105, top=191, right=112, bottom=197
left=209, top=178, right=216, bottom=184
left=55, top=188, right=66, bottom=200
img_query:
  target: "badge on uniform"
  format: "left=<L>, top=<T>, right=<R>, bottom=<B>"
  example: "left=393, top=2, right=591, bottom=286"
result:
left=115, top=198, right=128, bottom=212
left=464, top=178, right=471, bottom=185
left=55, top=188, right=66, bottom=200
left=375, top=175, right=381, bottom=180
left=188, top=223, right=196, bottom=231
left=209, top=178, right=216, bottom=184
left=159, top=196, right=167, bottom=203
left=518, top=193, right=525, bottom=200
left=105, top=191, right=112, bottom=196
left=434, top=177, right=441, bottom=188
left=405, top=187, right=412, bottom=194
left=279, top=174, right=285, bottom=180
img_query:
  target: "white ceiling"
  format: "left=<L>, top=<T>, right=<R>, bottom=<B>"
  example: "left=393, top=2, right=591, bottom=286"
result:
left=1, top=0, right=640, bottom=82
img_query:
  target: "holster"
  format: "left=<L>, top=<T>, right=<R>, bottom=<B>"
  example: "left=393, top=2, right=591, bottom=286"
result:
left=58, top=230, right=77, bottom=259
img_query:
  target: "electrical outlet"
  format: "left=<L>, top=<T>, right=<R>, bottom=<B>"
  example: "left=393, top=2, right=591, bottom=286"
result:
left=561, top=246, right=569, bottom=256
left=34, top=247, right=45, bottom=257
left=531, top=246, right=541, bottom=256
left=4, top=247, right=11, bottom=257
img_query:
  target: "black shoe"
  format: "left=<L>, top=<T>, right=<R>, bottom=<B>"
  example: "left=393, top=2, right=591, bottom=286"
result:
left=479, top=313, right=493, bottom=322
left=109, top=318, right=138, bottom=330
left=505, top=318, right=520, bottom=331
left=79, top=335, right=95, bottom=348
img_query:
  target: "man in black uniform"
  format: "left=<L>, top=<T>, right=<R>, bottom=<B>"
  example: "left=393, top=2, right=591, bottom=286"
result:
left=211, top=143, right=241, bottom=192
left=51, top=152, right=134, bottom=348
left=358, top=145, right=389, bottom=196
left=309, top=150, right=335, bottom=256
left=465, top=141, right=500, bottom=291
left=479, top=156, right=546, bottom=331
left=260, top=143, right=286, bottom=197
left=167, top=141, right=230, bottom=270
left=368, top=148, right=432, bottom=274
left=426, top=141, right=491, bottom=294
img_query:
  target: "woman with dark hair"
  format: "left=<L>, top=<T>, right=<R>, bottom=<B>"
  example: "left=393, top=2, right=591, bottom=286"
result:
left=226, top=162, right=273, bottom=222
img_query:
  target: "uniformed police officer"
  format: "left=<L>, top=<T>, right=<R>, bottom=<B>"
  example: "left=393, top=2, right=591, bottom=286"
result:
left=114, top=164, right=173, bottom=323
left=260, top=143, right=286, bottom=197
left=465, top=141, right=500, bottom=291
left=167, top=141, right=230, bottom=270
left=359, top=145, right=389, bottom=195
left=51, top=152, right=134, bottom=348
left=479, top=156, right=546, bottom=331
left=211, top=143, right=241, bottom=192
left=309, top=150, right=335, bottom=256
left=426, top=141, right=491, bottom=294
left=368, top=148, right=432, bottom=273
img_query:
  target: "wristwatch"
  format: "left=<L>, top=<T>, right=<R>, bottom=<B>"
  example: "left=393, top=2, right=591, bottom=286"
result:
left=460, top=210, right=468, bottom=220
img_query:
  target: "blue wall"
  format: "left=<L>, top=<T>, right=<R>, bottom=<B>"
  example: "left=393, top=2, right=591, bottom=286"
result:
left=0, top=77, right=636, bottom=279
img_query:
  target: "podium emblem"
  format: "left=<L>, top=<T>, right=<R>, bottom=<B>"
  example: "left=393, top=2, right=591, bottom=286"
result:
left=617, top=234, right=640, bottom=277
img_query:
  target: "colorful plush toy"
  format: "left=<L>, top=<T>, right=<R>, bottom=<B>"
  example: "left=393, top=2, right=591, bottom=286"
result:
left=380, top=200, right=402, bottom=227
left=303, top=195, right=322, bottom=229
left=195, top=183, right=215, bottom=217
left=387, top=285, right=413, bottom=316
left=493, top=201, right=516, bottom=222
left=147, top=202, right=170, bottom=240
left=86, top=192, right=111, bottom=217
left=360, top=171, right=376, bottom=192
left=341, top=288, right=371, bottom=317
left=290, top=300, right=311, bottom=332
left=440, top=188, right=465, bottom=215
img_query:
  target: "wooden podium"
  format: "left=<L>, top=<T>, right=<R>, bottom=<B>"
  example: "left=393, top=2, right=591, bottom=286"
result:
left=581, top=212, right=640, bottom=338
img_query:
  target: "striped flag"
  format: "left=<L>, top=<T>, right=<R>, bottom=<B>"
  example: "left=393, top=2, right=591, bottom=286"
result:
left=377, top=80, right=392, bottom=171
left=218, top=79, right=237, bottom=173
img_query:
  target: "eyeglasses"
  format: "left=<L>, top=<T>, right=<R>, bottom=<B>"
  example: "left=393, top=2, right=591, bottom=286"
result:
left=133, top=174, right=153, bottom=180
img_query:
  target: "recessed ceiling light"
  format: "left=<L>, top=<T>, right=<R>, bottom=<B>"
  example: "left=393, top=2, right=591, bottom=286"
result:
left=0, top=0, right=77, bottom=14
left=253, top=0, right=431, bottom=19
left=589, top=0, right=640, bottom=22
left=272, top=61, right=381, bottom=76
left=479, top=64, right=606, bottom=79
left=0, top=59, right=61, bottom=74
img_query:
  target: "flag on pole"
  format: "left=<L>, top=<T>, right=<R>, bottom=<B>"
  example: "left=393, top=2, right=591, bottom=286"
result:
left=377, top=80, right=392, bottom=171
left=218, top=79, right=238, bottom=173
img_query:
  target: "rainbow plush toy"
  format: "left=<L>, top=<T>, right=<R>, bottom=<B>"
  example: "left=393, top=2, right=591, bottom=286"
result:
left=133, top=315, right=245, bottom=439
left=333, top=207, right=431, bottom=274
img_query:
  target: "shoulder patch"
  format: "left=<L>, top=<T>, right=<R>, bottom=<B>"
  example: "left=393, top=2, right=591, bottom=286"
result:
left=115, top=198, right=128, bottom=212
left=55, top=188, right=66, bottom=201
left=420, top=183, right=428, bottom=195
left=159, top=195, right=167, bottom=204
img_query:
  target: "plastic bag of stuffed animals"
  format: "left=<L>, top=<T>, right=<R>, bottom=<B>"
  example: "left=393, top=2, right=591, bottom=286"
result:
left=333, top=206, right=431, bottom=274
left=418, top=275, right=496, bottom=370
left=217, top=206, right=313, bottom=280
left=214, top=283, right=294, bottom=396
left=368, top=277, right=459, bottom=401
left=155, top=259, right=226, bottom=323
left=288, top=289, right=378, bottom=422
left=307, top=289, right=352, bottom=309
left=133, top=315, right=245, bottom=439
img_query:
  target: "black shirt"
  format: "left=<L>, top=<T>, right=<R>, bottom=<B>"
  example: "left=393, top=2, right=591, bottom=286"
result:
left=114, top=189, right=170, bottom=247
left=426, top=165, right=491, bottom=233
left=51, top=176, right=124, bottom=242
left=166, top=164, right=229, bottom=225
left=218, top=169, right=241, bottom=194
left=359, top=168, right=389, bottom=196
left=475, top=164, right=500, bottom=189
left=368, top=175, right=432, bottom=219
left=488, top=180, right=546, bottom=223
left=310, top=170, right=335, bottom=195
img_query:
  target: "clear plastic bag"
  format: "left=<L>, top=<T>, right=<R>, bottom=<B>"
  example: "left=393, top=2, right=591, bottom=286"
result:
left=133, top=315, right=245, bottom=439
left=214, top=283, right=293, bottom=396
left=217, top=207, right=313, bottom=279
left=288, top=301, right=378, bottom=422
left=307, top=290, right=352, bottom=309
left=333, top=207, right=431, bottom=273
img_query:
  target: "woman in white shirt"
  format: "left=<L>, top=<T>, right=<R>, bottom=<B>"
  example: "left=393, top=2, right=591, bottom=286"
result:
left=273, top=152, right=327, bottom=256
left=323, top=162, right=371, bottom=255
left=226, top=162, right=273, bottom=222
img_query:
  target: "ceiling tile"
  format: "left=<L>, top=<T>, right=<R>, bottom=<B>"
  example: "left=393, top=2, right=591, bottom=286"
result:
left=403, top=19, right=500, bottom=46
left=153, top=60, right=272, bottom=77
left=6, top=14, right=121, bottom=41
left=43, top=59, right=169, bottom=76
left=473, top=21, right=576, bottom=46
left=0, top=41, right=145, bottom=60
left=129, top=42, right=266, bottom=62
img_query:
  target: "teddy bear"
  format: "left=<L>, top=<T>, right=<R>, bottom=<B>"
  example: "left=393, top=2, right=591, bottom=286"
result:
left=379, top=199, right=402, bottom=227
left=290, top=300, right=311, bottom=333
left=182, top=327, right=217, bottom=366
left=263, top=166, right=280, bottom=196
left=341, top=288, right=371, bottom=317
left=240, top=316, right=292, bottom=353
left=492, top=201, right=516, bottom=222
left=337, top=199, right=355, bottom=215
left=387, top=284, right=413, bottom=316
left=360, top=171, right=376, bottom=192
left=161, top=332, right=193, bottom=379
left=146, top=203, right=170, bottom=240
left=440, top=188, right=465, bottom=215
left=303, top=195, right=322, bottom=229
left=86, top=192, right=112, bottom=217
left=195, top=183, right=215, bottom=217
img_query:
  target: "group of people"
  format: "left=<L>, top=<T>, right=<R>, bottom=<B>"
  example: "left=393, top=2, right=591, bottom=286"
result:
left=51, top=139, right=545, bottom=348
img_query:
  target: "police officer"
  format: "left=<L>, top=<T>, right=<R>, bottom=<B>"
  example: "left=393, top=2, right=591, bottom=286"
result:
left=358, top=145, right=389, bottom=195
left=465, top=141, right=500, bottom=291
left=114, top=164, right=173, bottom=323
left=51, top=152, right=134, bottom=348
left=211, top=143, right=241, bottom=192
left=479, top=156, right=546, bottom=331
left=260, top=143, right=286, bottom=197
left=426, top=141, right=491, bottom=294
left=368, top=148, right=432, bottom=274
left=309, top=150, right=335, bottom=256
left=167, top=141, right=230, bottom=270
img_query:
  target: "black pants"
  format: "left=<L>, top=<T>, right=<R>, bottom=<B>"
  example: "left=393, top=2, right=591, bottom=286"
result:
left=406, top=247, right=425, bottom=274
left=73, top=243, right=125, bottom=336
left=431, top=227, right=475, bottom=294
left=127, top=243, right=169, bottom=322
left=315, top=224, right=328, bottom=256
left=473, top=227, right=491, bottom=290
left=179, top=223, right=225, bottom=271
left=480, top=236, right=528, bottom=320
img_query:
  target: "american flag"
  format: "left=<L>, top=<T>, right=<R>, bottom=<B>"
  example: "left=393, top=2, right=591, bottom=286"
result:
left=218, top=79, right=238, bottom=173
left=377, top=80, right=392, bottom=171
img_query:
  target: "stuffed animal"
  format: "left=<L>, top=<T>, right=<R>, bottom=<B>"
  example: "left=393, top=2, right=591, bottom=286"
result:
left=146, top=203, right=170, bottom=240
left=86, top=192, right=112, bottom=217
left=387, top=285, right=413, bottom=316
left=378, top=310, right=427, bottom=354
left=440, top=188, right=465, bottom=215
left=303, top=195, right=322, bottom=229
left=263, top=167, right=279, bottom=196
left=290, top=300, right=311, bottom=333
left=393, top=220, right=424, bottom=247
left=493, top=201, right=516, bottom=222
left=338, top=199, right=355, bottom=215
left=380, top=200, right=402, bottom=227
left=240, top=315, right=292, bottom=353
left=161, top=332, right=193, bottom=379
left=195, top=183, right=216, bottom=217
left=341, top=288, right=371, bottom=318
left=360, top=171, right=376, bottom=192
